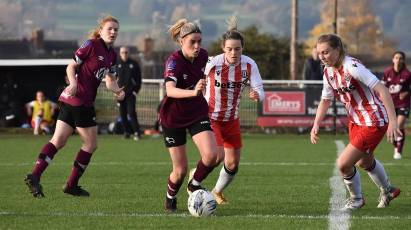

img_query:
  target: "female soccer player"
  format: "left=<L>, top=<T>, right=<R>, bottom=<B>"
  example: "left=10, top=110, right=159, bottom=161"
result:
left=24, top=15, right=124, bottom=198
left=382, top=51, right=411, bottom=159
left=310, top=34, right=401, bottom=210
left=160, top=18, right=217, bottom=212
left=203, top=17, right=264, bottom=204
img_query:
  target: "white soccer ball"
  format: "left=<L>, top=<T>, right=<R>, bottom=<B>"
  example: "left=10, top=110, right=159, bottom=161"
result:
left=187, top=189, right=217, bottom=217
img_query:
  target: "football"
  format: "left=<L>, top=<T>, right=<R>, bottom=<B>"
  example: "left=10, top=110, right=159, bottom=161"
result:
left=187, top=189, right=217, bottom=217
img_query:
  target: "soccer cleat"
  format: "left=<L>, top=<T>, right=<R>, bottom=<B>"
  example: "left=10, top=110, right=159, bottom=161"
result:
left=212, top=189, right=228, bottom=205
left=341, top=197, right=365, bottom=211
left=24, top=174, right=45, bottom=198
left=133, top=132, right=140, bottom=141
left=187, top=179, right=205, bottom=195
left=377, top=186, right=400, bottom=208
left=393, top=152, right=402, bottom=160
left=63, top=184, right=90, bottom=196
left=164, top=197, right=177, bottom=213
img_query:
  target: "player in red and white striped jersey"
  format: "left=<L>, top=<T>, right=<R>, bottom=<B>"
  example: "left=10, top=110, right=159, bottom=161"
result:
left=311, top=34, right=401, bottom=210
left=203, top=17, right=264, bottom=204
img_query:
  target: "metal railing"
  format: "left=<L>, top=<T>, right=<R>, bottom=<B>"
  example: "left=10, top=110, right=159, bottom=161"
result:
left=95, top=79, right=323, bottom=130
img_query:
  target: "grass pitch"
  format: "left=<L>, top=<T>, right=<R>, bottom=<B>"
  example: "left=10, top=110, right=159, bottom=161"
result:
left=0, top=133, right=410, bottom=229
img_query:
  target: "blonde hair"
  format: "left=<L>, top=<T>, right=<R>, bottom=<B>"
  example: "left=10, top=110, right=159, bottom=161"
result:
left=317, top=34, right=346, bottom=68
left=168, top=18, right=201, bottom=43
left=88, top=15, right=119, bottom=39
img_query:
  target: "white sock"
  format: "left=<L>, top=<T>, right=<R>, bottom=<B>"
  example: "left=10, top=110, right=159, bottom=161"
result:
left=366, top=159, right=390, bottom=190
left=343, top=167, right=362, bottom=199
left=213, top=165, right=236, bottom=193
left=191, top=179, right=201, bottom=186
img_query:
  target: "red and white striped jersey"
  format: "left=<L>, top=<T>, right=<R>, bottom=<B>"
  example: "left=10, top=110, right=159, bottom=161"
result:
left=204, top=54, right=264, bottom=121
left=321, top=56, right=388, bottom=127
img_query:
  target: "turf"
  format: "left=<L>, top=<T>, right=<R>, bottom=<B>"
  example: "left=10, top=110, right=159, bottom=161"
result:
left=0, top=133, right=410, bottom=229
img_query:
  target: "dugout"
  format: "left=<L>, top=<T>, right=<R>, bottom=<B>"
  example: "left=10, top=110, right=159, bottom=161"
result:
left=0, top=59, right=70, bottom=127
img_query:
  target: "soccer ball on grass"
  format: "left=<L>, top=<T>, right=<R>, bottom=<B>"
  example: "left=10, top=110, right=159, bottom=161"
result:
left=187, top=189, right=217, bottom=217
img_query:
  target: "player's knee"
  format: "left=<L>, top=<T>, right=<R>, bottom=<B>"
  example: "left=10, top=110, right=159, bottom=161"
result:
left=337, top=160, right=352, bottom=176
left=173, top=167, right=187, bottom=180
left=83, top=143, right=97, bottom=153
left=203, top=153, right=218, bottom=166
left=225, top=162, right=238, bottom=173
left=50, top=139, right=66, bottom=150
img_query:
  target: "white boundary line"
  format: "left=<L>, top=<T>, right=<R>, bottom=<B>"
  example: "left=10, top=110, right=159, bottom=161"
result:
left=328, top=140, right=350, bottom=230
left=0, top=161, right=409, bottom=167
left=0, top=211, right=409, bottom=220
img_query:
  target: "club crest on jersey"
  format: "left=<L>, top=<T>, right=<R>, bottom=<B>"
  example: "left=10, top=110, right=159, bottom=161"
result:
left=345, top=75, right=351, bottom=83
left=183, top=74, right=188, bottom=80
left=98, top=56, right=104, bottom=61
left=242, top=70, right=248, bottom=79
left=216, top=70, right=220, bottom=76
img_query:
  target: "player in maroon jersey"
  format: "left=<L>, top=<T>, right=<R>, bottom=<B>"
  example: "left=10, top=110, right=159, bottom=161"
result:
left=382, top=51, right=411, bottom=159
left=24, top=15, right=124, bottom=198
left=160, top=18, right=217, bottom=212
left=311, top=34, right=401, bottom=210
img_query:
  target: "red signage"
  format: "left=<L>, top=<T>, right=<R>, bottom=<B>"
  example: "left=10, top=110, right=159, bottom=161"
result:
left=263, top=91, right=305, bottom=115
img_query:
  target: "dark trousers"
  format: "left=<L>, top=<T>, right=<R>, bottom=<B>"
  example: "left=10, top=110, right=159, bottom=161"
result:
left=119, top=94, right=141, bottom=135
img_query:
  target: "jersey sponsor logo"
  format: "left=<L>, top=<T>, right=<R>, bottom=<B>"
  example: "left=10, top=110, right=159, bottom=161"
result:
left=200, top=120, right=210, bottom=125
left=95, top=67, right=108, bottom=81
left=334, top=84, right=356, bottom=94
left=214, top=79, right=248, bottom=89
left=389, top=84, right=402, bottom=94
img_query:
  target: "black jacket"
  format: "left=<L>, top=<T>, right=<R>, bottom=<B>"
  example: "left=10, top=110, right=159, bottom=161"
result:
left=117, top=58, right=142, bottom=95
left=303, top=58, right=323, bottom=80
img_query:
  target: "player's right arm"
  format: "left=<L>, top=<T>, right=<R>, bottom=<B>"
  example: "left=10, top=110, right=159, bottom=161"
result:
left=310, top=98, right=332, bottom=144
left=165, top=80, right=205, bottom=98
left=311, top=74, right=334, bottom=144
left=164, top=57, right=204, bottom=99
left=65, top=60, right=78, bottom=96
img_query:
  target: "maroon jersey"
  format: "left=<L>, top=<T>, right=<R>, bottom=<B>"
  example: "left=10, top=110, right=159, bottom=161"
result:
left=382, top=66, right=411, bottom=108
left=159, top=49, right=209, bottom=128
left=59, top=38, right=117, bottom=106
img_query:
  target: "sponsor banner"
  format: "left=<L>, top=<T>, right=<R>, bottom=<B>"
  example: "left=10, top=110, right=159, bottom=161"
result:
left=263, top=91, right=305, bottom=115
left=257, top=116, right=348, bottom=128
left=257, top=87, right=347, bottom=127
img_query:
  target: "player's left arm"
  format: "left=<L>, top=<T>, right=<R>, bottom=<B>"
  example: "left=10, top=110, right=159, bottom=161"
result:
left=105, top=66, right=125, bottom=101
left=374, top=83, right=401, bottom=143
left=249, top=61, right=265, bottom=102
left=350, top=60, right=401, bottom=143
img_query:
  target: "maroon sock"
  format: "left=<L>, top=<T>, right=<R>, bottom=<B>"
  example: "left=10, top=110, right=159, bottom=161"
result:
left=397, top=129, right=406, bottom=153
left=167, top=177, right=183, bottom=198
left=193, top=160, right=215, bottom=183
left=32, top=142, right=58, bottom=178
left=66, top=149, right=92, bottom=187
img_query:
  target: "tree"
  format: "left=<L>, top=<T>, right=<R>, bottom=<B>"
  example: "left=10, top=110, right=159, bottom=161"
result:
left=208, top=25, right=305, bottom=80
left=307, top=0, right=395, bottom=58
